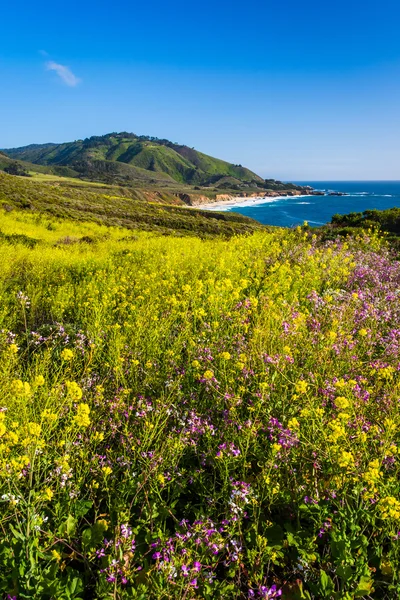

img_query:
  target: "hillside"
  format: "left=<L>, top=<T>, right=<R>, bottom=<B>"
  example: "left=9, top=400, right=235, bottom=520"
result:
left=3, top=132, right=289, bottom=191
left=0, top=171, right=265, bottom=238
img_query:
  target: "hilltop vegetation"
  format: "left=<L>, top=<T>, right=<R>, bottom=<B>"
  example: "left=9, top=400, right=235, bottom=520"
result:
left=313, top=207, right=400, bottom=249
left=3, top=133, right=302, bottom=193
left=330, top=207, right=400, bottom=237
left=1, top=184, right=400, bottom=598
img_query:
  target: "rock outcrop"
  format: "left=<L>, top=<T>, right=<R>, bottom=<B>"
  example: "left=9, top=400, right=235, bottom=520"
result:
left=178, top=188, right=324, bottom=207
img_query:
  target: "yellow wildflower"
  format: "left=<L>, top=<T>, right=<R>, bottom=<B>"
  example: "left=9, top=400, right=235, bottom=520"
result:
left=384, top=418, right=396, bottom=433
left=337, top=450, right=355, bottom=470
left=11, top=380, right=31, bottom=396
left=295, top=380, right=308, bottom=394
left=41, top=409, right=57, bottom=422
left=328, top=419, right=346, bottom=442
left=379, top=496, right=400, bottom=520
left=338, top=412, right=351, bottom=421
left=202, top=370, right=214, bottom=380
left=0, top=412, right=6, bottom=437
left=61, top=348, right=74, bottom=361
left=34, top=375, right=45, bottom=386
left=73, top=403, right=91, bottom=428
left=220, top=352, right=231, bottom=360
left=334, top=379, right=346, bottom=389
left=28, top=423, right=42, bottom=438
left=335, top=396, right=350, bottom=410
left=102, top=466, right=112, bottom=476
left=6, top=431, right=18, bottom=445
left=43, top=488, right=54, bottom=501
left=66, top=381, right=83, bottom=401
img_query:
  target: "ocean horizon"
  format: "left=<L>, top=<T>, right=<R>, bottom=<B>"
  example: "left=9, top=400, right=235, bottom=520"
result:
left=205, top=180, right=400, bottom=228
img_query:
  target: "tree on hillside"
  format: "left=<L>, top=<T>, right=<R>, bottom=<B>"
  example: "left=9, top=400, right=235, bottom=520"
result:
left=4, top=161, right=31, bottom=177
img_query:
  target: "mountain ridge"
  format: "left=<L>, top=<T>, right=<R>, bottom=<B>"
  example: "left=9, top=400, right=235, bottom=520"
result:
left=2, top=132, right=292, bottom=192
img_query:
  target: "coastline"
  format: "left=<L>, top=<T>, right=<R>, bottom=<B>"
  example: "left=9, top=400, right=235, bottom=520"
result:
left=196, top=194, right=314, bottom=212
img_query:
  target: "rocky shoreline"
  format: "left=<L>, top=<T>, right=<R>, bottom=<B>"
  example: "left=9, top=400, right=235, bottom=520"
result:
left=179, top=188, right=324, bottom=207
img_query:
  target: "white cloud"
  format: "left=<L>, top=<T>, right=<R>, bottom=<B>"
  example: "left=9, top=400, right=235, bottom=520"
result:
left=46, top=61, right=81, bottom=87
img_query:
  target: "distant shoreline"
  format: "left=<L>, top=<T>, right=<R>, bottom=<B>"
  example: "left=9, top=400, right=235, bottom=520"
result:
left=197, top=194, right=314, bottom=212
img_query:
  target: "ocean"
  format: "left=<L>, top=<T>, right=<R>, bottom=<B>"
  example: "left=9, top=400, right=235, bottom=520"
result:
left=207, top=181, right=400, bottom=228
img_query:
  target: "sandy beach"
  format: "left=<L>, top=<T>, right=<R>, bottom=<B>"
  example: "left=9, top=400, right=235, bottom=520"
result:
left=197, top=194, right=312, bottom=212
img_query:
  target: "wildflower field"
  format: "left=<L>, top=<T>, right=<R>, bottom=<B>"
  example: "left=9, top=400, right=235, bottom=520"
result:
left=1, top=207, right=400, bottom=599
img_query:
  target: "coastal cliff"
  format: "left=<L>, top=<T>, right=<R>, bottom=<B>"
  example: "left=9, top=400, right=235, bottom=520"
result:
left=178, top=188, right=323, bottom=207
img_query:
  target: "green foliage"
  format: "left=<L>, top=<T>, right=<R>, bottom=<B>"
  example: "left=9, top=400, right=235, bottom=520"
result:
left=0, top=172, right=265, bottom=238
left=326, top=208, right=400, bottom=246
left=3, top=160, right=31, bottom=177
left=3, top=132, right=303, bottom=192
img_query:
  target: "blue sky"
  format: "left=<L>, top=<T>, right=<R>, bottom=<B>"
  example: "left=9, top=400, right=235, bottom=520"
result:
left=2, top=0, right=400, bottom=180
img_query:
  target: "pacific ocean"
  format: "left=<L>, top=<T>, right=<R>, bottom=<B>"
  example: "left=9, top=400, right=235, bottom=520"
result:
left=210, top=181, right=400, bottom=227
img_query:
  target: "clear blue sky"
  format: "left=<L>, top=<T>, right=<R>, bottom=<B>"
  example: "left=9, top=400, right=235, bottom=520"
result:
left=2, top=0, right=400, bottom=180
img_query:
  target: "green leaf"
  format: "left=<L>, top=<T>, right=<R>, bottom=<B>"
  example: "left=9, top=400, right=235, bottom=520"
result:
left=81, top=527, right=92, bottom=548
left=337, top=565, right=353, bottom=582
left=9, top=524, right=25, bottom=541
left=73, top=499, right=93, bottom=519
left=59, top=514, right=77, bottom=538
left=320, top=570, right=335, bottom=595
left=354, top=575, right=373, bottom=597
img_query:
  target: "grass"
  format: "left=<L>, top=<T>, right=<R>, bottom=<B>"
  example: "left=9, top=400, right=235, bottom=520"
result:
left=28, top=173, right=107, bottom=186
left=4, top=133, right=265, bottom=188
left=0, top=172, right=265, bottom=239
left=1, top=186, right=400, bottom=598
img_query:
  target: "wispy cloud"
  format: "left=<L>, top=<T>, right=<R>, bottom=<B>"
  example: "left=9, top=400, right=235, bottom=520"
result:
left=46, top=61, right=81, bottom=87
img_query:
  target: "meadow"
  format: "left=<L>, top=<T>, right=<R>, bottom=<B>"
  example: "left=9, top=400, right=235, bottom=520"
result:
left=1, top=206, right=400, bottom=599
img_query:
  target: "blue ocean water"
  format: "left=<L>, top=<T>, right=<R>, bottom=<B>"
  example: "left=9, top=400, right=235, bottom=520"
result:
left=214, top=181, right=400, bottom=227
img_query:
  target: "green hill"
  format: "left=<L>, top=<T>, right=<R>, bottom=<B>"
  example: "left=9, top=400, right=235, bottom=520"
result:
left=3, top=132, right=268, bottom=189
left=0, top=171, right=265, bottom=238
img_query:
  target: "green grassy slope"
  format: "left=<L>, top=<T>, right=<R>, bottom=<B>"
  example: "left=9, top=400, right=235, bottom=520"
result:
left=3, top=132, right=268, bottom=188
left=0, top=152, right=79, bottom=178
left=0, top=172, right=265, bottom=238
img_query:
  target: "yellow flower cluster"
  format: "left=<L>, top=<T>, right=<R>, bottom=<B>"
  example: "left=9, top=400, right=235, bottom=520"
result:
left=11, top=379, right=31, bottom=396
left=335, top=396, right=350, bottom=410
left=66, top=381, right=83, bottom=401
left=0, top=412, right=6, bottom=437
left=337, top=450, right=355, bottom=470
left=61, top=348, right=74, bottom=361
left=34, top=375, right=45, bottom=386
left=287, top=417, right=300, bottom=430
left=203, top=370, right=214, bottom=380
left=328, top=420, right=346, bottom=443
left=363, top=459, right=381, bottom=499
left=73, top=403, right=91, bottom=428
left=295, top=380, right=308, bottom=394
left=379, top=496, right=400, bottom=520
